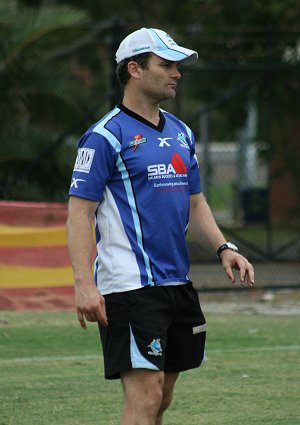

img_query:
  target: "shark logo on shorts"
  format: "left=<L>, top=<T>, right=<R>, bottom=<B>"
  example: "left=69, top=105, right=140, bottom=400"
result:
left=147, top=339, right=162, bottom=356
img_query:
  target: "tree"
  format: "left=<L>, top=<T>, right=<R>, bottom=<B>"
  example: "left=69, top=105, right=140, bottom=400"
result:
left=2, top=0, right=300, bottom=213
left=0, top=0, right=93, bottom=201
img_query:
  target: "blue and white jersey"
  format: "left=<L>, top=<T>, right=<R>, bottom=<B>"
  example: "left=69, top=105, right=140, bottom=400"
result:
left=69, top=104, right=201, bottom=294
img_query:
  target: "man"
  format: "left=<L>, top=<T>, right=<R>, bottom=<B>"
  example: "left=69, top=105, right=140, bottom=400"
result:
left=67, top=28, right=254, bottom=425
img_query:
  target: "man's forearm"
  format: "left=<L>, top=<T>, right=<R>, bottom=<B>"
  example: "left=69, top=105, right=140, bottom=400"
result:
left=66, top=197, right=97, bottom=287
left=66, top=196, right=108, bottom=328
left=189, top=193, right=226, bottom=253
left=67, top=216, right=95, bottom=286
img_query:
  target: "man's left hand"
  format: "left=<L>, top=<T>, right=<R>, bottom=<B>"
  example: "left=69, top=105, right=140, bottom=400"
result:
left=220, top=250, right=255, bottom=287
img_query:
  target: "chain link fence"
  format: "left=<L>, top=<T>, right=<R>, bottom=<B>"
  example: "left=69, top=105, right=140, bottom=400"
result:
left=3, top=21, right=299, bottom=292
left=188, top=135, right=300, bottom=291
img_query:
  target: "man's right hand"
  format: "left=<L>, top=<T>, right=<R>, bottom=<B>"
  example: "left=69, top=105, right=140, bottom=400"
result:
left=75, top=283, right=108, bottom=329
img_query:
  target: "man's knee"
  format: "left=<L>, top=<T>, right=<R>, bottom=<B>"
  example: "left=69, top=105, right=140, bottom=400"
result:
left=144, top=384, right=164, bottom=415
left=159, top=392, right=173, bottom=414
left=158, top=372, right=179, bottom=415
left=122, top=369, right=164, bottom=415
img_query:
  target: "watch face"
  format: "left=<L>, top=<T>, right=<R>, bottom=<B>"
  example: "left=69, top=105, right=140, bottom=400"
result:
left=227, top=242, right=238, bottom=251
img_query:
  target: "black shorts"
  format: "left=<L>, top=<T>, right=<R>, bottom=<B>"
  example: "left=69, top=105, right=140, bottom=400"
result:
left=98, top=283, right=206, bottom=379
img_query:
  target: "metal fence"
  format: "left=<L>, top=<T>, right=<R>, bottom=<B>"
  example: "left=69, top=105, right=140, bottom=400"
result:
left=188, top=137, right=300, bottom=291
left=3, top=22, right=299, bottom=292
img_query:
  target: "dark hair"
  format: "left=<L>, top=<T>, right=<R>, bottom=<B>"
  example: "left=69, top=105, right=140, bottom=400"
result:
left=116, top=53, right=152, bottom=88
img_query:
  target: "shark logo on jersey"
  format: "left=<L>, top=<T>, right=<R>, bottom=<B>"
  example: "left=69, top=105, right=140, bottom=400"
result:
left=177, top=133, right=190, bottom=149
left=129, top=134, right=147, bottom=151
left=147, top=339, right=162, bottom=356
left=158, top=137, right=172, bottom=147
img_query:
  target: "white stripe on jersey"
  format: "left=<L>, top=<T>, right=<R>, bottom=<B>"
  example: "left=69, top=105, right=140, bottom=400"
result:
left=93, top=108, right=122, bottom=152
left=183, top=122, right=193, bottom=141
left=115, top=155, right=153, bottom=286
left=95, top=187, right=142, bottom=294
left=93, top=108, right=153, bottom=289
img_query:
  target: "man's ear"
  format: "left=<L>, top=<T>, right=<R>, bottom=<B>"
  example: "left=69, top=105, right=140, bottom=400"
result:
left=127, top=61, right=142, bottom=80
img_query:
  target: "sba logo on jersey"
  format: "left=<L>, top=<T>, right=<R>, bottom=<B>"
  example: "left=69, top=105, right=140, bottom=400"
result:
left=74, top=148, right=95, bottom=173
left=147, top=153, right=187, bottom=180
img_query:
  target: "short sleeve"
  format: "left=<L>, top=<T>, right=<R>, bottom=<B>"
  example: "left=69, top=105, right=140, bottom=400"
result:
left=68, top=131, right=117, bottom=202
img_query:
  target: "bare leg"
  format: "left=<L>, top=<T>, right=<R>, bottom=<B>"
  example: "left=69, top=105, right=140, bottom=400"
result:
left=156, top=372, right=179, bottom=425
left=120, top=369, right=165, bottom=425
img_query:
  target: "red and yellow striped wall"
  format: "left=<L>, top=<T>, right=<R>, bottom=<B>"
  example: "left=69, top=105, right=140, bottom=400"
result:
left=0, top=224, right=73, bottom=288
left=0, top=201, right=73, bottom=289
left=0, top=201, right=74, bottom=309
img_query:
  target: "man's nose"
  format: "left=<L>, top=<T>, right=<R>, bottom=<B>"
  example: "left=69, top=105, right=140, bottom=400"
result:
left=172, top=66, right=181, bottom=79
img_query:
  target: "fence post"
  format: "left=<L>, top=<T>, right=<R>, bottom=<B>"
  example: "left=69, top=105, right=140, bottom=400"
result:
left=199, top=112, right=211, bottom=201
left=110, top=18, right=125, bottom=108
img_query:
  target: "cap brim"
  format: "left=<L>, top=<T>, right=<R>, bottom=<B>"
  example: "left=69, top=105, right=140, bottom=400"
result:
left=154, top=47, right=198, bottom=65
left=153, top=49, right=198, bottom=65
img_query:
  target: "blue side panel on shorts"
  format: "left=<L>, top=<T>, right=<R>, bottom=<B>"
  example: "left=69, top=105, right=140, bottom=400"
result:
left=130, top=326, right=159, bottom=371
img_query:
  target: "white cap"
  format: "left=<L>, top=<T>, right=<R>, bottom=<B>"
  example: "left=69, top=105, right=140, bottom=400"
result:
left=115, top=28, right=198, bottom=65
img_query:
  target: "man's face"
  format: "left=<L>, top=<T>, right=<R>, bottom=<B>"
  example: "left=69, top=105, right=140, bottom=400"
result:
left=138, top=54, right=182, bottom=103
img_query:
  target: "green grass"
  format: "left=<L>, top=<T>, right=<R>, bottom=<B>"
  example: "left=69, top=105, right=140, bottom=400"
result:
left=0, top=311, right=300, bottom=424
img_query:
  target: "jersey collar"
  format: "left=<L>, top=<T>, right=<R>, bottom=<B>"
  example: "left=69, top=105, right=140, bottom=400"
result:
left=118, top=102, right=165, bottom=133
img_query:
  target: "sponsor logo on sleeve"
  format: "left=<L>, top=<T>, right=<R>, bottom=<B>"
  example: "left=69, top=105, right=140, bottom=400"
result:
left=70, top=178, right=86, bottom=188
left=74, top=148, right=95, bottom=173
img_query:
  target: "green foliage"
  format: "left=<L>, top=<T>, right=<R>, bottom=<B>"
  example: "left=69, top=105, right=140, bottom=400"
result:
left=0, top=0, right=91, bottom=201
left=1, top=0, right=300, bottom=205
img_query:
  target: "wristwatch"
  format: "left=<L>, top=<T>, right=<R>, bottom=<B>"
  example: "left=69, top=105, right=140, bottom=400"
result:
left=216, top=242, right=238, bottom=261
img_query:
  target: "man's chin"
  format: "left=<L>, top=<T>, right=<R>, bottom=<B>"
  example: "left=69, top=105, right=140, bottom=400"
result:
left=163, top=90, right=177, bottom=100
left=155, top=90, right=177, bottom=103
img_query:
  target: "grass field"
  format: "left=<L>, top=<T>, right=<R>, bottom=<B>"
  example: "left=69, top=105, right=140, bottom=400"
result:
left=0, top=311, right=300, bottom=425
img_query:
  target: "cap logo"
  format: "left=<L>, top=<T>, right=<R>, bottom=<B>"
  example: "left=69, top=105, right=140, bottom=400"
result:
left=165, top=33, right=178, bottom=46
left=132, top=46, right=150, bottom=53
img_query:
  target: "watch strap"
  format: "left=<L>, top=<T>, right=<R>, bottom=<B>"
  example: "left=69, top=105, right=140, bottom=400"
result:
left=216, top=242, right=238, bottom=261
